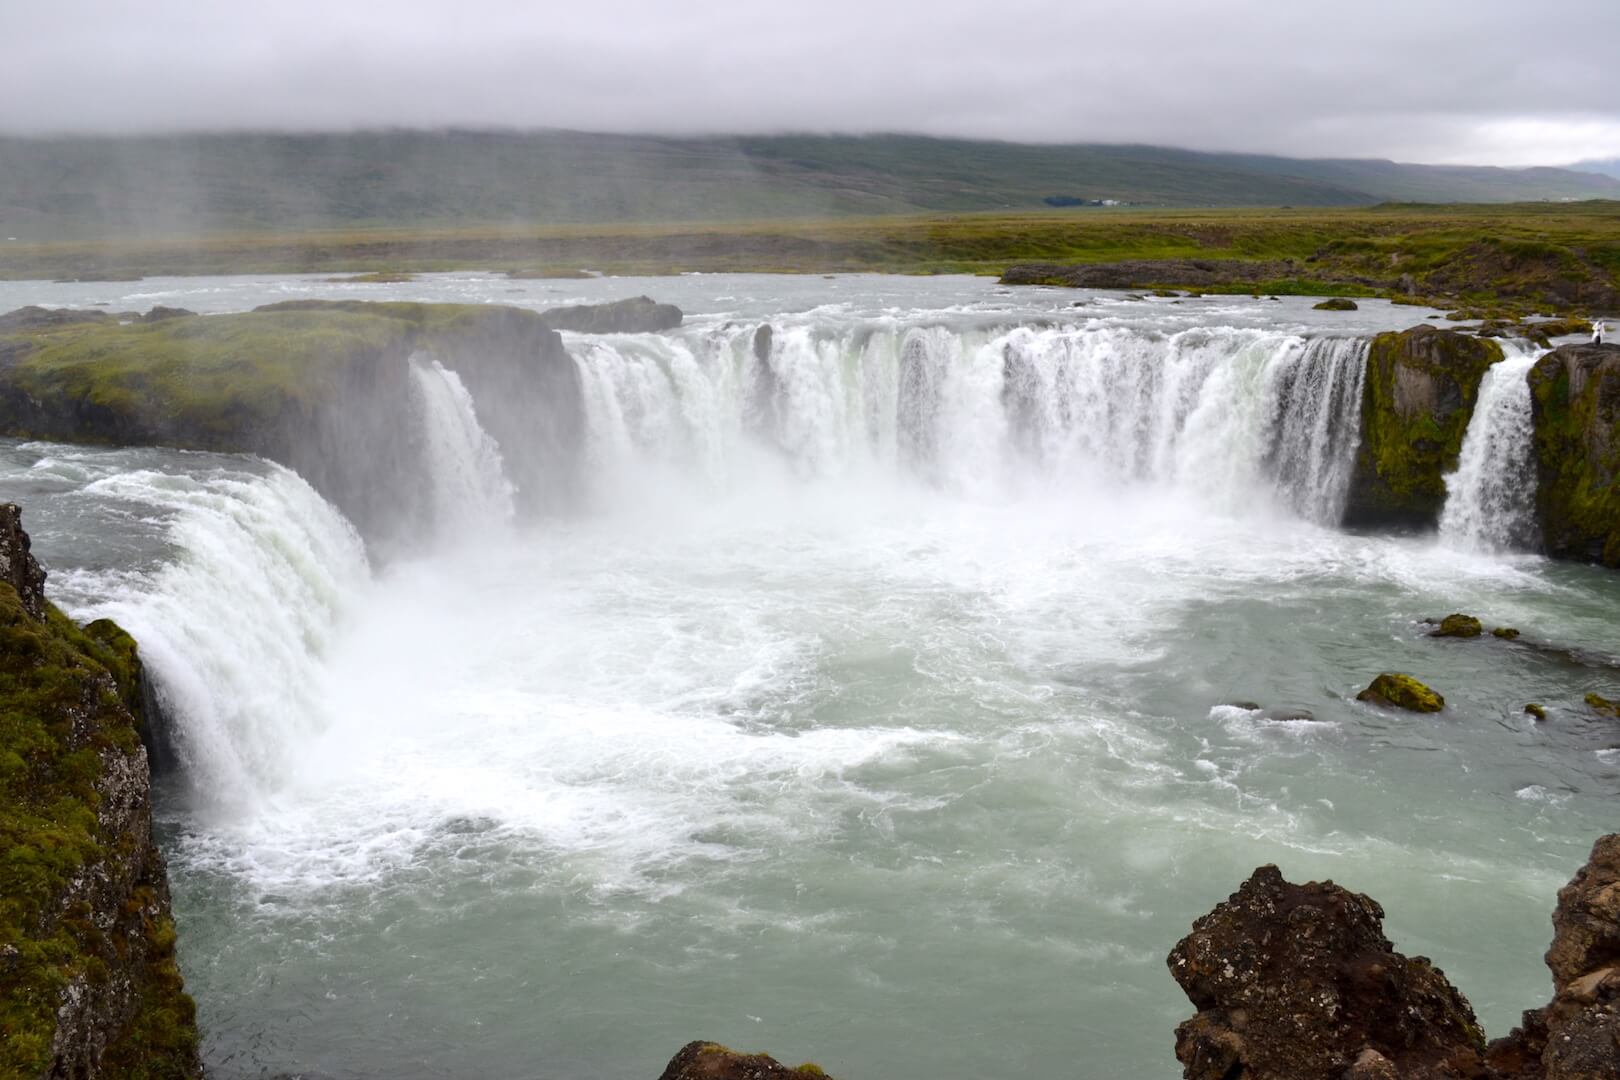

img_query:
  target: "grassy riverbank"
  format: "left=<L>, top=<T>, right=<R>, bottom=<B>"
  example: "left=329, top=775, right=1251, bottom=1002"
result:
left=5, top=202, right=1619, bottom=310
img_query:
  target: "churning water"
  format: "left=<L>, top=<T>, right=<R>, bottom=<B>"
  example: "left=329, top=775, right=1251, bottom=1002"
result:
left=2, top=275, right=1616, bottom=1080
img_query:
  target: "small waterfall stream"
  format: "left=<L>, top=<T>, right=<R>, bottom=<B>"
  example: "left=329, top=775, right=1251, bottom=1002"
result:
left=1439, top=351, right=1542, bottom=552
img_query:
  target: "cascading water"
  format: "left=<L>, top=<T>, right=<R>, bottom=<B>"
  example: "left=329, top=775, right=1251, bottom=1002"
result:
left=409, top=355, right=517, bottom=532
left=1439, top=349, right=1542, bottom=552
left=566, top=322, right=1369, bottom=524
left=5, top=275, right=1618, bottom=1080
left=69, top=464, right=370, bottom=810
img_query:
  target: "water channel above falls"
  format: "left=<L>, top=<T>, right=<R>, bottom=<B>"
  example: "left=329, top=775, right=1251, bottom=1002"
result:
left=1, top=274, right=1616, bottom=1080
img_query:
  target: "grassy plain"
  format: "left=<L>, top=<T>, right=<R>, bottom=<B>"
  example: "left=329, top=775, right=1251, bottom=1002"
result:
left=3, top=201, right=1618, bottom=310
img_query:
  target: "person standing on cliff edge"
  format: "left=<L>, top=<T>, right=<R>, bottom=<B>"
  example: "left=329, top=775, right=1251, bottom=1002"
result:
left=1594, top=320, right=1607, bottom=344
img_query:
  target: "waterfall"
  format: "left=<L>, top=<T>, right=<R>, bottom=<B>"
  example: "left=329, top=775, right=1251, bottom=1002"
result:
left=409, top=356, right=517, bottom=533
left=1439, top=351, right=1541, bottom=552
left=565, top=322, right=1369, bottom=524
left=72, top=464, right=371, bottom=810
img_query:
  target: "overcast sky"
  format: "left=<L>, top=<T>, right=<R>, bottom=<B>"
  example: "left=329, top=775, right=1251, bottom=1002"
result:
left=4, top=0, right=1618, bottom=166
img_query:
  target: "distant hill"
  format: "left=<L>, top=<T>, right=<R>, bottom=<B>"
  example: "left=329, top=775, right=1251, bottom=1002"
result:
left=2, top=130, right=1617, bottom=239
left=1571, top=158, right=1620, bottom=181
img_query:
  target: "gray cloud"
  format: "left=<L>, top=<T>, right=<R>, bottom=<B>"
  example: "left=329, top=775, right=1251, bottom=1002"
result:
left=5, top=0, right=1618, bottom=164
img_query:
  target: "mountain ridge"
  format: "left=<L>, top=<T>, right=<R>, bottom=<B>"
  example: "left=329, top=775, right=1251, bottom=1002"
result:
left=3, top=130, right=1618, bottom=239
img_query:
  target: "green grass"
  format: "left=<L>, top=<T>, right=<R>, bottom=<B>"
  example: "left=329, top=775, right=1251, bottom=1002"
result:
left=5, top=203, right=1617, bottom=312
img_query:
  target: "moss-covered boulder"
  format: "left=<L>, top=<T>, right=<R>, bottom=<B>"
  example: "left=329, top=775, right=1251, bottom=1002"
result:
left=1344, top=326, right=1504, bottom=528
left=1586, top=692, right=1619, bottom=718
left=1524, top=703, right=1547, bottom=720
left=1527, top=343, right=1620, bottom=567
left=658, top=1042, right=832, bottom=1080
left=1492, top=627, right=1521, bottom=640
left=0, top=504, right=201, bottom=1079
left=1313, top=297, right=1358, bottom=311
left=1430, top=613, right=1483, bottom=638
left=1356, top=673, right=1445, bottom=712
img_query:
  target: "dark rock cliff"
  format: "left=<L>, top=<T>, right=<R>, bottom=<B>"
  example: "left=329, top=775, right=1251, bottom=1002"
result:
left=0, top=504, right=201, bottom=1080
left=1528, top=343, right=1620, bottom=567
left=1344, top=325, right=1503, bottom=529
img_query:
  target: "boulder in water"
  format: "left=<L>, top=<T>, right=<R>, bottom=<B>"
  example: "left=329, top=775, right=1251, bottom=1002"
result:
left=1168, top=865, right=1486, bottom=1080
left=1430, top=613, right=1484, bottom=638
left=1493, top=627, right=1522, bottom=640
left=1357, top=673, right=1445, bottom=712
left=1345, top=326, right=1504, bottom=529
left=658, top=1042, right=832, bottom=1080
left=1527, top=343, right=1620, bottom=568
left=1314, top=297, right=1359, bottom=311
left=1585, top=692, right=1619, bottom=718
left=1525, top=703, right=1548, bottom=720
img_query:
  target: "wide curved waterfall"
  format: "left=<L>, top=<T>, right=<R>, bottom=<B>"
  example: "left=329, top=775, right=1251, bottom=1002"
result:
left=5, top=276, right=1615, bottom=1080
left=568, top=323, right=1369, bottom=524
left=1439, top=350, right=1542, bottom=552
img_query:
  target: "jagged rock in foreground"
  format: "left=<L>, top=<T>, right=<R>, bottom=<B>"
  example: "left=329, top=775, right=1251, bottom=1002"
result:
left=1171, top=834, right=1620, bottom=1080
left=1489, top=834, right=1620, bottom=1080
left=1344, top=325, right=1504, bottom=529
left=1168, top=866, right=1486, bottom=1080
left=0, top=505, right=201, bottom=1079
left=1528, top=343, right=1620, bottom=568
left=658, top=1041, right=832, bottom=1080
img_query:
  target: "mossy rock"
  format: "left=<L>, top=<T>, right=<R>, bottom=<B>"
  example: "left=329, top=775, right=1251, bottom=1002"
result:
left=1430, top=613, right=1483, bottom=638
left=658, top=1041, right=836, bottom=1080
left=1344, top=326, right=1505, bottom=528
left=1524, top=703, right=1547, bottom=720
left=1313, top=297, right=1358, bottom=311
left=1527, top=344, right=1620, bottom=567
left=0, top=578, right=201, bottom=1077
left=1492, top=627, right=1521, bottom=640
left=1587, top=692, right=1620, bottom=718
left=1357, top=673, right=1445, bottom=712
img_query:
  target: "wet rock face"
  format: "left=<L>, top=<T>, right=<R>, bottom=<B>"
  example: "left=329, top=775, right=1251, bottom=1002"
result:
left=1168, top=865, right=1486, bottom=1080
left=658, top=1041, right=832, bottom=1080
left=0, top=501, right=47, bottom=619
left=1345, top=326, right=1504, bottom=529
left=1528, top=343, right=1620, bottom=568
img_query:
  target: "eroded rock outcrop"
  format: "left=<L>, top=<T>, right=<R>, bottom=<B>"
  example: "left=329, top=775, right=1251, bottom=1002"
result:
left=1172, top=835, right=1620, bottom=1080
left=1527, top=343, right=1620, bottom=567
left=0, top=505, right=201, bottom=1079
left=1489, top=834, right=1620, bottom=1080
left=1345, top=326, right=1504, bottom=528
left=1168, top=866, right=1486, bottom=1080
